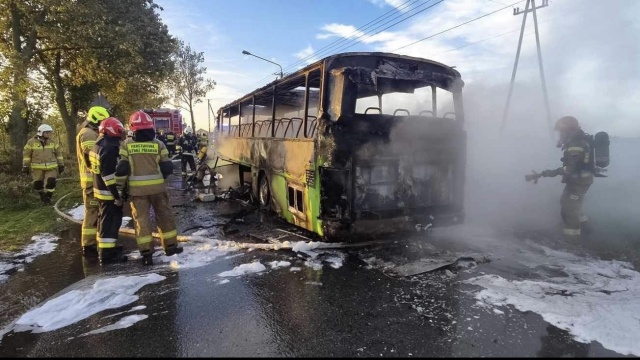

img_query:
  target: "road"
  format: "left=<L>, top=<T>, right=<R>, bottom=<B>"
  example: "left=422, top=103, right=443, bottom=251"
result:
left=0, top=169, right=638, bottom=357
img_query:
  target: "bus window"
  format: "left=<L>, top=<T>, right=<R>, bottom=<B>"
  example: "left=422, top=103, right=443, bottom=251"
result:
left=306, top=69, right=321, bottom=138
left=240, top=99, right=253, bottom=137
left=274, top=76, right=306, bottom=138
left=254, top=92, right=274, bottom=137
left=355, top=85, right=453, bottom=118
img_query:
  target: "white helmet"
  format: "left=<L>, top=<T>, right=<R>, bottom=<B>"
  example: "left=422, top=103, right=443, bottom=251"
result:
left=127, top=130, right=134, bottom=137
left=184, top=126, right=193, bottom=135
left=37, top=124, right=53, bottom=137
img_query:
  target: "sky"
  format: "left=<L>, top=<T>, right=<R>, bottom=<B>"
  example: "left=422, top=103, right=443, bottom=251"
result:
left=154, top=0, right=640, bottom=137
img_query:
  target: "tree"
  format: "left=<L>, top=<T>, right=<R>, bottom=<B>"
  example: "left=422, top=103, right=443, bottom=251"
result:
left=167, top=40, right=216, bottom=131
left=0, top=0, right=49, bottom=169
left=33, top=0, right=177, bottom=154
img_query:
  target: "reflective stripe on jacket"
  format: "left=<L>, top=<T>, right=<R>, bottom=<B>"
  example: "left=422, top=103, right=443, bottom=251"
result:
left=76, top=123, right=99, bottom=189
left=89, top=136, right=121, bottom=201
left=23, top=136, right=63, bottom=170
left=561, top=137, right=594, bottom=186
left=118, top=138, right=170, bottom=196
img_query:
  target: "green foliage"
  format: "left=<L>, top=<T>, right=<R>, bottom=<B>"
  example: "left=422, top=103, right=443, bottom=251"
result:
left=166, top=40, right=216, bottom=130
left=0, top=0, right=179, bottom=159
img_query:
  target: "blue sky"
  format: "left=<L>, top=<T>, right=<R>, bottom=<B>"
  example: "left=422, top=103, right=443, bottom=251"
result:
left=155, top=0, right=640, bottom=137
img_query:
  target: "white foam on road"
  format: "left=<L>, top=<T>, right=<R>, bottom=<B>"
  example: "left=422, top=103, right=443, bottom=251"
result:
left=66, top=205, right=131, bottom=227
left=160, top=241, right=235, bottom=270
left=67, top=204, right=85, bottom=221
left=80, top=314, right=148, bottom=337
left=218, top=261, right=267, bottom=277
left=466, top=252, right=640, bottom=356
left=267, top=260, right=291, bottom=269
left=16, top=234, right=59, bottom=264
left=11, top=273, right=164, bottom=333
left=1, top=234, right=59, bottom=283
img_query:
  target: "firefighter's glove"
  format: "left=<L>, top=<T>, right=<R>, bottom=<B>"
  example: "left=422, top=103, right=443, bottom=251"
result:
left=540, top=170, right=553, bottom=177
left=22, top=166, right=30, bottom=174
left=525, top=170, right=541, bottom=184
left=58, top=165, right=65, bottom=174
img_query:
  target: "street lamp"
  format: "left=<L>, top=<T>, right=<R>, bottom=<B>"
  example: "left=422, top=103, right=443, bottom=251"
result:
left=242, top=50, right=283, bottom=79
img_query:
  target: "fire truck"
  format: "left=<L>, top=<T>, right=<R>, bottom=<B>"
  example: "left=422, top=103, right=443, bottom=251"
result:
left=141, top=108, right=185, bottom=134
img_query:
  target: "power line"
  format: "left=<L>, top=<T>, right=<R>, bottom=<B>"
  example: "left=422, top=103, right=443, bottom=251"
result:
left=247, top=0, right=425, bottom=88
left=248, top=0, right=441, bottom=89
left=315, top=0, right=444, bottom=58
left=393, top=0, right=523, bottom=52
left=288, top=0, right=423, bottom=69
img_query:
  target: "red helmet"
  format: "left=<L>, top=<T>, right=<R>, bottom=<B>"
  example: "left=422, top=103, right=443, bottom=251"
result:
left=99, top=117, right=124, bottom=138
left=129, top=110, right=154, bottom=131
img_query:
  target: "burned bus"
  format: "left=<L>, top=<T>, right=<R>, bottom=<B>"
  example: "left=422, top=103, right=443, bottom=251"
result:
left=214, top=52, right=466, bottom=239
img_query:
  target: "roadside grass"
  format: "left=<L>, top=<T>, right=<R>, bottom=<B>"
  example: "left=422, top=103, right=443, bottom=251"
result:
left=0, top=159, right=82, bottom=252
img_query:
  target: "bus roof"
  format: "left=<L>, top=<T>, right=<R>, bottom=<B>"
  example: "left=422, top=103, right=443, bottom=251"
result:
left=218, top=52, right=461, bottom=113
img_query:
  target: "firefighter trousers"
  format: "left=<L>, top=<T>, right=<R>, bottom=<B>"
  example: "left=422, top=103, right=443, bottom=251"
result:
left=97, top=200, right=123, bottom=249
left=181, top=153, right=196, bottom=174
left=31, top=169, right=57, bottom=193
left=130, top=192, right=177, bottom=252
left=81, top=188, right=99, bottom=247
left=560, top=183, right=590, bottom=237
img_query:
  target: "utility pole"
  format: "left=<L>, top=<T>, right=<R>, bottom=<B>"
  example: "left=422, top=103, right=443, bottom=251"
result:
left=207, top=98, right=211, bottom=134
left=500, top=0, right=552, bottom=138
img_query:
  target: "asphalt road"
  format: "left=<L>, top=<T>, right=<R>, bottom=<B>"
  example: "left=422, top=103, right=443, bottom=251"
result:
left=0, top=172, right=637, bottom=357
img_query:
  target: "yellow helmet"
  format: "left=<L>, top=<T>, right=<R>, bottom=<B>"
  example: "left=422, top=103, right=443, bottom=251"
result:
left=87, top=106, right=110, bottom=124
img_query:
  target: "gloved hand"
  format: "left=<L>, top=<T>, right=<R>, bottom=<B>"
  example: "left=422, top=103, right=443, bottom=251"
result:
left=540, top=170, right=553, bottom=177
left=524, top=170, right=541, bottom=184
left=118, top=190, right=129, bottom=202
left=58, top=164, right=65, bottom=174
left=114, top=198, right=123, bottom=207
left=22, top=165, right=30, bottom=174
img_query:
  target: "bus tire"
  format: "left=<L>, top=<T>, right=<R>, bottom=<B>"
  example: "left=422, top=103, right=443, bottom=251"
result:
left=259, top=173, right=270, bottom=209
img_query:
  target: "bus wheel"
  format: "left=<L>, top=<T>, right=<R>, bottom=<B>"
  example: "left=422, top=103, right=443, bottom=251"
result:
left=259, top=174, right=270, bottom=209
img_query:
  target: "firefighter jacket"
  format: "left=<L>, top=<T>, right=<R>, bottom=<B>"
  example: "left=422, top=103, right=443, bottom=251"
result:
left=23, top=136, right=63, bottom=170
left=165, top=132, right=176, bottom=146
left=178, top=134, right=199, bottom=153
left=198, top=134, right=209, bottom=148
left=546, top=132, right=594, bottom=186
left=89, top=135, right=122, bottom=201
left=76, top=122, right=99, bottom=189
left=116, top=138, right=173, bottom=197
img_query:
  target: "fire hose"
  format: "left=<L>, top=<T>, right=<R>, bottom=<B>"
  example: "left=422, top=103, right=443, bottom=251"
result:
left=52, top=191, right=370, bottom=251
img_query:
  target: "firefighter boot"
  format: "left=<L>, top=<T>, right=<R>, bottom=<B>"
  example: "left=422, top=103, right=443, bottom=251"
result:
left=43, top=192, right=53, bottom=205
left=141, top=250, right=153, bottom=266
left=82, top=245, right=98, bottom=258
left=39, top=192, right=47, bottom=204
left=99, top=246, right=127, bottom=265
left=164, top=244, right=184, bottom=256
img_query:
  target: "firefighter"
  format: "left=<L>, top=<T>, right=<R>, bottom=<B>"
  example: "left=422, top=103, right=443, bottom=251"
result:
left=164, top=129, right=177, bottom=157
left=89, top=117, right=127, bottom=264
left=116, top=110, right=182, bottom=266
left=178, top=126, right=198, bottom=177
left=157, top=129, right=167, bottom=146
left=525, top=116, right=594, bottom=239
left=22, top=124, right=64, bottom=205
left=198, top=131, right=209, bottom=149
left=76, top=105, right=110, bottom=257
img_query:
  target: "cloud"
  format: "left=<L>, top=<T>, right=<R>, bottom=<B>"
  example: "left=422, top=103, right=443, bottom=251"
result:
left=294, top=45, right=319, bottom=65
left=368, top=0, right=412, bottom=12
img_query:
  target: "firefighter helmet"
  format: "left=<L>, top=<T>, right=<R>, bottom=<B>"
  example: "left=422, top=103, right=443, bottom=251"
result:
left=87, top=106, right=110, bottom=124
left=554, top=116, right=580, bottom=132
left=184, top=126, right=193, bottom=135
left=37, top=124, right=53, bottom=137
left=99, top=117, right=124, bottom=138
left=129, top=110, right=154, bottom=131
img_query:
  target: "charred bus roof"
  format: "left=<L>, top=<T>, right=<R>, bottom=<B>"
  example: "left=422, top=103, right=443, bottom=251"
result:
left=218, top=52, right=463, bottom=113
